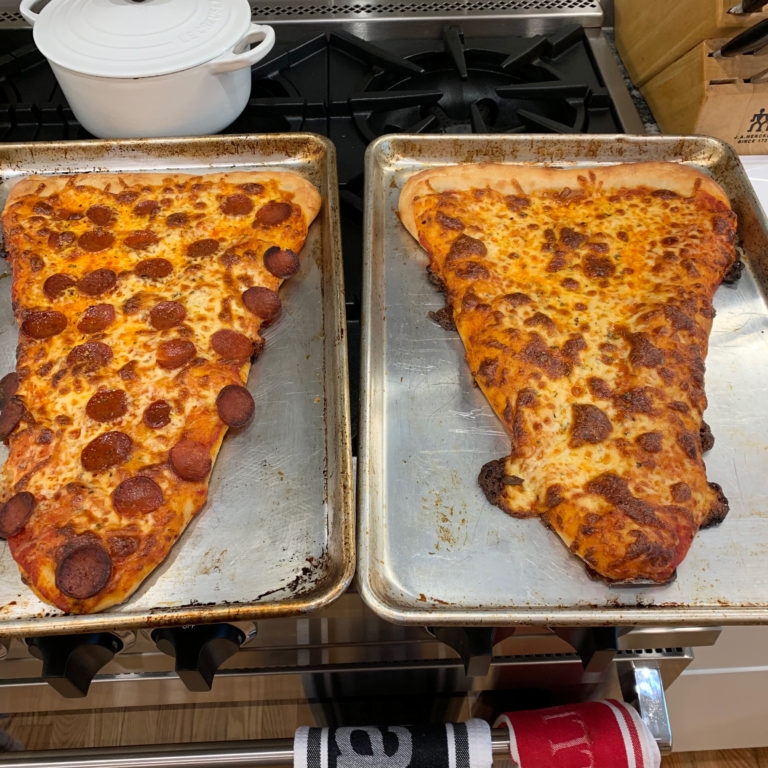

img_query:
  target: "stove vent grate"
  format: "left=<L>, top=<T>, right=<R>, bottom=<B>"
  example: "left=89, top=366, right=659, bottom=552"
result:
left=0, top=10, right=25, bottom=25
left=0, top=1, right=601, bottom=27
left=251, top=0, right=600, bottom=16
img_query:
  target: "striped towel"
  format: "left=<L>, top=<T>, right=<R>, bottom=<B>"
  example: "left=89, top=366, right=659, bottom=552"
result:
left=494, top=699, right=661, bottom=768
left=294, top=720, right=492, bottom=768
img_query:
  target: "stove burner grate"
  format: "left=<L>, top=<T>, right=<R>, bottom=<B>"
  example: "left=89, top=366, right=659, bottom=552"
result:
left=349, top=24, right=609, bottom=140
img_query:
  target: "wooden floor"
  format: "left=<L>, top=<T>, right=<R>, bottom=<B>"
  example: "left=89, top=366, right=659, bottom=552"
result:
left=2, top=704, right=767, bottom=765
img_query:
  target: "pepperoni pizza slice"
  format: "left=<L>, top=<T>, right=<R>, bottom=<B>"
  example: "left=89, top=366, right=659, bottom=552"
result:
left=0, top=171, right=321, bottom=613
left=399, top=162, right=737, bottom=584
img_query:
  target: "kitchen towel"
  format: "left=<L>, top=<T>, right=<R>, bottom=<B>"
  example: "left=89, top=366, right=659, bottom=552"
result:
left=293, top=719, right=492, bottom=768
left=495, top=699, right=661, bottom=768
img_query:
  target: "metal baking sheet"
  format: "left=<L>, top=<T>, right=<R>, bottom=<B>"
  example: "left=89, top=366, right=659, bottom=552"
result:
left=0, top=134, right=353, bottom=636
left=358, top=133, right=768, bottom=626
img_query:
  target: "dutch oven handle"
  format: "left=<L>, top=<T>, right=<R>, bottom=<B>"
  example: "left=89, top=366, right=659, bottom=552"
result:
left=19, top=0, right=43, bottom=25
left=208, top=23, right=276, bottom=73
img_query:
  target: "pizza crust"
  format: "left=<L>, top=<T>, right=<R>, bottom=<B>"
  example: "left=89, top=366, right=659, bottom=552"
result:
left=398, top=161, right=730, bottom=240
left=6, top=171, right=322, bottom=224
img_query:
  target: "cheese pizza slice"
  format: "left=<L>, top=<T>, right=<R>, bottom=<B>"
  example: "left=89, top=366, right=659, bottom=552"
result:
left=399, top=162, right=737, bottom=584
left=0, top=171, right=321, bottom=613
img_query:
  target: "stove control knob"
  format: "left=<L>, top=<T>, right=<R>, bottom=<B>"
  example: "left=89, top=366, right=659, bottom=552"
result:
left=151, top=623, right=246, bottom=692
left=427, top=626, right=496, bottom=677
left=26, top=633, right=124, bottom=698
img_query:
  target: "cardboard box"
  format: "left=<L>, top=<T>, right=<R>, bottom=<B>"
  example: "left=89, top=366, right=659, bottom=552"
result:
left=641, top=38, right=768, bottom=154
left=616, top=0, right=768, bottom=87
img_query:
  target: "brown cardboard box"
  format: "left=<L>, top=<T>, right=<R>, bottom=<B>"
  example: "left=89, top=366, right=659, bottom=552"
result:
left=641, top=38, right=768, bottom=154
left=615, top=0, right=768, bottom=87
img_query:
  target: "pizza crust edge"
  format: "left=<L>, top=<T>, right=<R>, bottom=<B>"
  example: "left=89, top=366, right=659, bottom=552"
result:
left=398, top=161, right=730, bottom=241
left=7, top=171, right=322, bottom=226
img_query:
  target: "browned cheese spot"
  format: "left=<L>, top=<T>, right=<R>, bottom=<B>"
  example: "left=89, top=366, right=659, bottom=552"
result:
left=570, top=403, right=613, bottom=448
left=636, top=431, right=663, bottom=453
left=585, top=472, right=658, bottom=525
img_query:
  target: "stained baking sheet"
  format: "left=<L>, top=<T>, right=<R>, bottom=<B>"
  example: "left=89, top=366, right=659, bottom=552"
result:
left=0, top=134, right=353, bottom=636
left=358, top=133, right=768, bottom=626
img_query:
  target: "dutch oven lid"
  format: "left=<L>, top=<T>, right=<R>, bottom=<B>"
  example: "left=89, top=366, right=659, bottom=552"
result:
left=27, top=0, right=252, bottom=78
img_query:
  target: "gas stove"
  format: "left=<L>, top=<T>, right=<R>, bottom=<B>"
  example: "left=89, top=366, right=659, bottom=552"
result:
left=0, top=7, right=643, bottom=448
left=0, top=3, right=695, bottom=764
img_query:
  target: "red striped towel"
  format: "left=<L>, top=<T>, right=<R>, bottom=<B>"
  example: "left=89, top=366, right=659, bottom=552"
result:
left=494, top=700, right=660, bottom=768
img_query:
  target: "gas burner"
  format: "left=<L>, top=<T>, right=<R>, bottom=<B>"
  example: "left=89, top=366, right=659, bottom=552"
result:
left=349, top=25, right=605, bottom=140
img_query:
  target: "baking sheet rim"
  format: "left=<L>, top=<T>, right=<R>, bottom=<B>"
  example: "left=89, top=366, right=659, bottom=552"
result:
left=357, top=131, right=768, bottom=627
left=0, top=133, right=355, bottom=637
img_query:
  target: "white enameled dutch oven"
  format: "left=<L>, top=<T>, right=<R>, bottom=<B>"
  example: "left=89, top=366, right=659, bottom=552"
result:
left=19, top=0, right=275, bottom=139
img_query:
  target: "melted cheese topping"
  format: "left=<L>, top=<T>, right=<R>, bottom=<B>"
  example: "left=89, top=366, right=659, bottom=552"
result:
left=411, top=171, right=736, bottom=582
left=1, top=173, right=319, bottom=612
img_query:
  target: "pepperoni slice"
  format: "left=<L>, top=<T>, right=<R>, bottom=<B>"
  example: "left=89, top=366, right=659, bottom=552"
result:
left=0, top=372, right=19, bottom=410
left=254, top=201, right=292, bottom=226
left=0, top=491, right=35, bottom=538
left=48, top=231, right=76, bottom=250
left=211, top=329, right=253, bottom=362
left=149, top=301, right=186, bottom=330
left=124, top=230, right=159, bottom=250
left=67, top=341, right=113, bottom=371
left=77, top=303, right=116, bottom=334
left=220, top=193, right=254, bottom=216
left=86, top=205, right=116, bottom=226
left=79, top=229, right=115, bottom=253
left=143, top=399, right=171, bottom=429
left=187, top=239, right=219, bottom=259
left=112, top=476, right=163, bottom=516
left=135, top=258, right=172, bottom=280
left=78, top=268, right=117, bottom=296
left=43, top=273, right=76, bottom=300
left=55, top=542, right=112, bottom=599
left=134, top=199, right=160, bottom=217
left=85, top=389, right=128, bottom=422
left=166, top=212, right=188, bottom=227
left=170, top=439, right=212, bottom=481
left=157, top=338, right=196, bottom=369
left=216, top=384, right=255, bottom=428
left=33, top=201, right=54, bottom=216
left=81, top=431, right=132, bottom=472
left=240, top=182, right=265, bottom=195
left=242, top=286, right=281, bottom=322
left=29, top=255, right=45, bottom=272
left=0, top=398, right=24, bottom=439
left=21, top=310, right=67, bottom=339
left=263, top=246, right=299, bottom=278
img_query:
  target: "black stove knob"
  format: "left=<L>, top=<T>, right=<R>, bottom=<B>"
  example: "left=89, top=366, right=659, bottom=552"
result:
left=26, top=632, right=123, bottom=698
left=151, top=623, right=246, bottom=692
left=428, top=626, right=496, bottom=677
left=552, top=626, right=619, bottom=675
